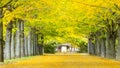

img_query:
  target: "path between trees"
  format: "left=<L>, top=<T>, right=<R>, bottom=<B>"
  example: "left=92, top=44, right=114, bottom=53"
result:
left=0, top=53, right=120, bottom=68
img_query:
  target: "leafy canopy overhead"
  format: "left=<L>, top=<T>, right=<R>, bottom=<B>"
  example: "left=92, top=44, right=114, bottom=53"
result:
left=2, top=0, right=120, bottom=46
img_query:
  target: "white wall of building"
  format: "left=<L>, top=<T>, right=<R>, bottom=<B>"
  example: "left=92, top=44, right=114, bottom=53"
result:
left=61, top=46, right=67, bottom=53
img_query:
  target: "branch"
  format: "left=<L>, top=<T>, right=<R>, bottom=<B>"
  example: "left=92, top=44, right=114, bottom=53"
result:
left=0, top=0, right=13, bottom=8
left=72, top=1, right=109, bottom=9
left=114, top=4, right=120, bottom=11
left=0, top=0, right=2, bottom=4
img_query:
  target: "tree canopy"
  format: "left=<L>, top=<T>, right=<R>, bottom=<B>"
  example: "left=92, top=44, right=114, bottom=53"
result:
left=1, top=0, right=120, bottom=46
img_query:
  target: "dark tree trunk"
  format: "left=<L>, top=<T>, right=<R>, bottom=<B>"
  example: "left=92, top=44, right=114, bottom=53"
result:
left=33, top=30, right=38, bottom=55
left=95, top=37, right=101, bottom=56
left=20, top=22, right=24, bottom=57
left=33, top=30, right=36, bottom=56
left=106, top=32, right=116, bottom=59
left=0, top=1, right=14, bottom=62
left=0, top=17, right=4, bottom=62
left=30, top=30, right=34, bottom=56
left=95, top=32, right=101, bottom=56
left=116, top=25, right=120, bottom=60
left=94, top=43, right=97, bottom=55
left=39, top=34, right=44, bottom=55
left=35, top=34, right=39, bottom=55
left=34, top=34, right=36, bottom=55
left=15, top=20, right=21, bottom=58
left=39, top=45, right=44, bottom=55
left=33, top=32, right=37, bottom=55
left=88, top=38, right=95, bottom=55
left=11, top=33, right=15, bottom=59
left=36, top=45, right=39, bottom=55
left=100, top=38, right=106, bottom=57
left=105, top=18, right=117, bottom=59
left=4, top=22, right=13, bottom=59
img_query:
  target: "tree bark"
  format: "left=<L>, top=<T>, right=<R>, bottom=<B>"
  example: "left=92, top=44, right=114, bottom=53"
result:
left=0, top=14, right=4, bottom=62
left=39, top=34, right=44, bottom=55
left=100, top=38, right=106, bottom=57
left=35, top=34, right=39, bottom=55
left=30, top=30, right=34, bottom=56
left=34, top=34, right=36, bottom=55
left=28, top=32, right=31, bottom=56
left=24, top=36, right=28, bottom=56
left=4, top=22, right=13, bottom=59
left=106, top=32, right=116, bottom=59
left=33, top=33, right=37, bottom=55
left=15, top=20, right=21, bottom=58
left=33, top=30, right=38, bottom=56
left=20, top=22, right=24, bottom=57
left=33, top=31, right=36, bottom=56
left=39, top=45, right=44, bottom=55
left=116, top=25, right=120, bottom=60
left=88, top=38, right=95, bottom=55
left=11, top=33, right=15, bottom=59
left=95, top=32, right=101, bottom=56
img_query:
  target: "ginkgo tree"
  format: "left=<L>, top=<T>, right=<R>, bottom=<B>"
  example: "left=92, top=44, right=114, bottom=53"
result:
left=1, top=0, right=120, bottom=62
left=0, top=0, right=15, bottom=62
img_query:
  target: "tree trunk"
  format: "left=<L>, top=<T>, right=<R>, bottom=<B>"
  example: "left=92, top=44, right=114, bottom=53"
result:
left=30, top=30, right=34, bottom=56
left=11, top=33, right=15, bottom=59
left=15, top=20, right=21, bottom=58
left=28, top=32, right=31, bottom=56
left=116, top=25, right=120, bottom=60
left=24, top=36, right=28, bottom=56
left=33, top=33, right=37, bottom=55
left=20, top=22, right=24, bottom=57
left=34, top=34, right=36, bottom=55
left=0, top=12, right=4, bottom=62
left=35, top=34, right=39, bottom=55
left=39, top=34, right=44, bottom=55
left=95, top=32, right=101, bottom=56
left=4, top=22, right=13, bottom=59
left=100, top=38, right=106, bottom=57
left=33, top=31, right=35, bottom=56
left=33, top=30, right=38, bottom=56
left=39, top=45, right=44, bottom=55
left=106, top=32, right=116, bottom=59
left=88, top=38, right=95, bottom=55
left=95, top=38, right=101, bottom=56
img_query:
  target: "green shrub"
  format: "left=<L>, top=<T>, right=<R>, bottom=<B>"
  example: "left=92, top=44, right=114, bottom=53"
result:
left=44, top=44, right=56, bottom=54
left=77, top=41, right=88, bottom=53
left=78, top=44, right=88, bottom=53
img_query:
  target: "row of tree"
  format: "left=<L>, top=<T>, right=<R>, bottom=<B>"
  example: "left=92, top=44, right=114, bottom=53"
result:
left=1, top=0, right=120, bottom=62
left=88, top=3, right=120, bottom=60
left=2, top=19, right=44, bottom=61
left=0, top=0, right=45, bottom=62
left=4, top=20, right=44, bottom=60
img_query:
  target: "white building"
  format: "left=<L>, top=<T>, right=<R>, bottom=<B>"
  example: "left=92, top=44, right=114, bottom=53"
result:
left=56, top=43, right=79, bottom=53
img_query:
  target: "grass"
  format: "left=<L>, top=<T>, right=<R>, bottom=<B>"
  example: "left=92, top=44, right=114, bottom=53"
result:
left=0, top=56, right=34, bottom=64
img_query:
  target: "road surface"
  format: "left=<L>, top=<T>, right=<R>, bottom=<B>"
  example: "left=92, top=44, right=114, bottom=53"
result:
left=0, top=53, right=120, bottom=68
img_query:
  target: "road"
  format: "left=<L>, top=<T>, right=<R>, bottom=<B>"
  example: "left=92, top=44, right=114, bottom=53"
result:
left=0, top=53, right=120, bottom=68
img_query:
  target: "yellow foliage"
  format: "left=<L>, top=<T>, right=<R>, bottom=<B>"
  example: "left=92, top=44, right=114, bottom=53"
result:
left=2, top=0, right=120, bottom=45
left=1, top=54, right=120, bottom=68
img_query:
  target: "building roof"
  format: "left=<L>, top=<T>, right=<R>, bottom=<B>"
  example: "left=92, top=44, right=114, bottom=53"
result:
left=57, top=43, right=71, bottom=47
